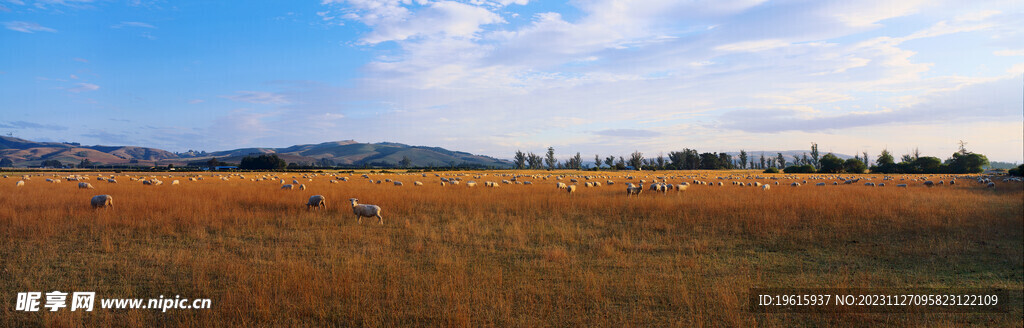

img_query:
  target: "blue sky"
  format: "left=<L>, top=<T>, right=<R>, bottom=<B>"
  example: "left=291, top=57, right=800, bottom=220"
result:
left=1, top=0, right=1022, bottom=162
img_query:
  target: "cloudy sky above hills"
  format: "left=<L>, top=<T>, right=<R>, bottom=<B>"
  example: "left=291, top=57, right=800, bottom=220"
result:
left=1, top=0, right=1021, bottom=161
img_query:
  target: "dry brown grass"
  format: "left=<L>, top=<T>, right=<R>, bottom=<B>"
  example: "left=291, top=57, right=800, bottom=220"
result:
left=0, top=170, right=1021, bottom=327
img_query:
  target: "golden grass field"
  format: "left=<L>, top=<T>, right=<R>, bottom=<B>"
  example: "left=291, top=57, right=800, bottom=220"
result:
left=1, top=170, right=1021, bottom=327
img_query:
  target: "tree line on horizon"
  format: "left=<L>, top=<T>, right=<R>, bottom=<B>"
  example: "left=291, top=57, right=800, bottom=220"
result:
left=512, top=142, right=995, bottom=175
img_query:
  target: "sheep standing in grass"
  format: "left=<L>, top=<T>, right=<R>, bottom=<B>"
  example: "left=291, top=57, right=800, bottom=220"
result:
left=78, top=182, right=94, bottom=189
left=307, top=195, right=326, bottom=210
left=91, top=195, right=113, bottom=209
left=299, top=184, right=306, bottom=190
left=17, top=180, right=25, bottom=187
left=414, top=181, right=423, bottom=186
left=282, top=184, right=294, bottom=190
left=987, top=182, right=995, bottom=188
left=567, top=184, right=577, bottom=194
left=761, top=184, right=770, bottom=190
left=923, top=181, right=934, bottom=187
left=350, top=198, right=383, bottom=225
left=626, top=183, right=643, bottom=197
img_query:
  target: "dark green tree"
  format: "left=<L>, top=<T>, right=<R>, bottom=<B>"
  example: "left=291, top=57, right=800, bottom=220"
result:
left=513, top=150, right=526, bottom=169
left=545, top=147, right=556, bottom=170
left=628, top=151, right=644, bottom=170
left=843, top=158, right=867, bottom=173
left=739, top=150, right=748, bottom=169
left=0, top=158, right=13, bottom=167
left=239, top=154, right=286, bottom=170
left=810, top=143, right=820, bottom=169
left=818, top=153, right=844, bottom=173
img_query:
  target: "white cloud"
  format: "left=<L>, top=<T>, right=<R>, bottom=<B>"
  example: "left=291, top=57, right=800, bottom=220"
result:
left=68, top=83, right=99, bottom=92
left=111, top=21, right=156, bottom=29
left=826, top=0, right=930, bottom=28
left=221, top=91, right=290, bottom=105
left=994, top=49, right=1024, bottom=56
left=715, top=39, right=789, bottom=53
left=3, top=21, right=57, bottom=33
left=359, top=1, right=504, bottom=44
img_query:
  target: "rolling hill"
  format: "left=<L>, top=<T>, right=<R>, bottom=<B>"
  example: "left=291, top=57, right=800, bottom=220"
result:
left=0, top=136, right=511, bottom=168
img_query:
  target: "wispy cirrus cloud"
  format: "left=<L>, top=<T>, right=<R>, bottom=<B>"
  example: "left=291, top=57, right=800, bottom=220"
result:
left=111, top=21, right=156, bottom=29
left=221, top=91, right=290, bottom=105
left=68, top=83, right=99, bottom=92
left=3, top=21, right=56, bottom=33
left=0, top=120, right=68, bottom=131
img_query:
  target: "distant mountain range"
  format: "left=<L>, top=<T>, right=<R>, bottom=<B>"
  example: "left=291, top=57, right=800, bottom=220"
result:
left=0, top=136, right=512, bottom=168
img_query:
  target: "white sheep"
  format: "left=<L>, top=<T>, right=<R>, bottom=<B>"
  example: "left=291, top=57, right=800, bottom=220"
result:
left=626, top=183, right=643, bottom=197
left=78, top=182, right=94, bottom=189
left=761, top=184, right=770, bottom=190
left=414, top=181, right=423, bottom=186
left=556, top=182, right=567, bottom=189
left=282, top=184, right=294, bottom=190
left=307, top=195, right=326, bottom=210
left=16, top=180, right=25, bottom=187
left=299, top=184, right=306, bottom=190
left=987, top=182, right=995, bottom=188
left=791, top=182, right=801, bottom=186
left=91, top=195, right=113, bottom=209
left=466, top=181, right=478, bottom=187
left=393, top=181, right=403, bottom=186
left=567, top=184, right=577, bottom=194
left=350, top=198, right=383, bottom=225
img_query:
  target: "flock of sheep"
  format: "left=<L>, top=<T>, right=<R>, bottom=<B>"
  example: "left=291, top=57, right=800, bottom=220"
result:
left=4, top=171, right=1019, bottom=226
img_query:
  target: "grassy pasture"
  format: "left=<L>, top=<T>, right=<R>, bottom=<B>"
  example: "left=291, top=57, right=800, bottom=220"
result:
left=0, top=170, right=1021, bottom=327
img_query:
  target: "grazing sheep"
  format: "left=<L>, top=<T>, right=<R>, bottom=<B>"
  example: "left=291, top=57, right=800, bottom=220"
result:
left=923, top=181, right=934, bottom=187
left=897, top=184, right=908, bottom=188
left=676, top=183, right=689, bottom=191
left=16, top=180, right=25, bottom=187
left=171, top=180, right=180, bottom=185
left=414, top=181, right=423, bottom=186
left=864, top=182, right=875, bottom=187
left=107, top=178, right=117, bottom=183
left=949, top=179, right=956, bottom=185
left=394, top=181, right=403, bottom=186
left=626, top=183, right=643, bottom=197
left=440, top=181, right=447, bottom=187
left=791, top=182, right=801, bottom=187
left=78, top=182, right=94, bottom=189
left=282, top=184, right=294, bottom=190
left=307, top=195, right=326, bottom=210
left=761, top=184, right=770, bottom=190
left=142, top=180, right=153, bottom=185
left=299, top=184, right=306, bottom=190
left=90, top=195, right=113, bottom=209
left=567, top=184, right=577, bottom=194
left=815, top=182, right=825, bottom=186
left=466, top=181, right=478, bottom=187
left=987, top=182, right=995, bottom=188
left=556, top=182, right=567, bottom=189
left=350, top=198, right=383, bottom=225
